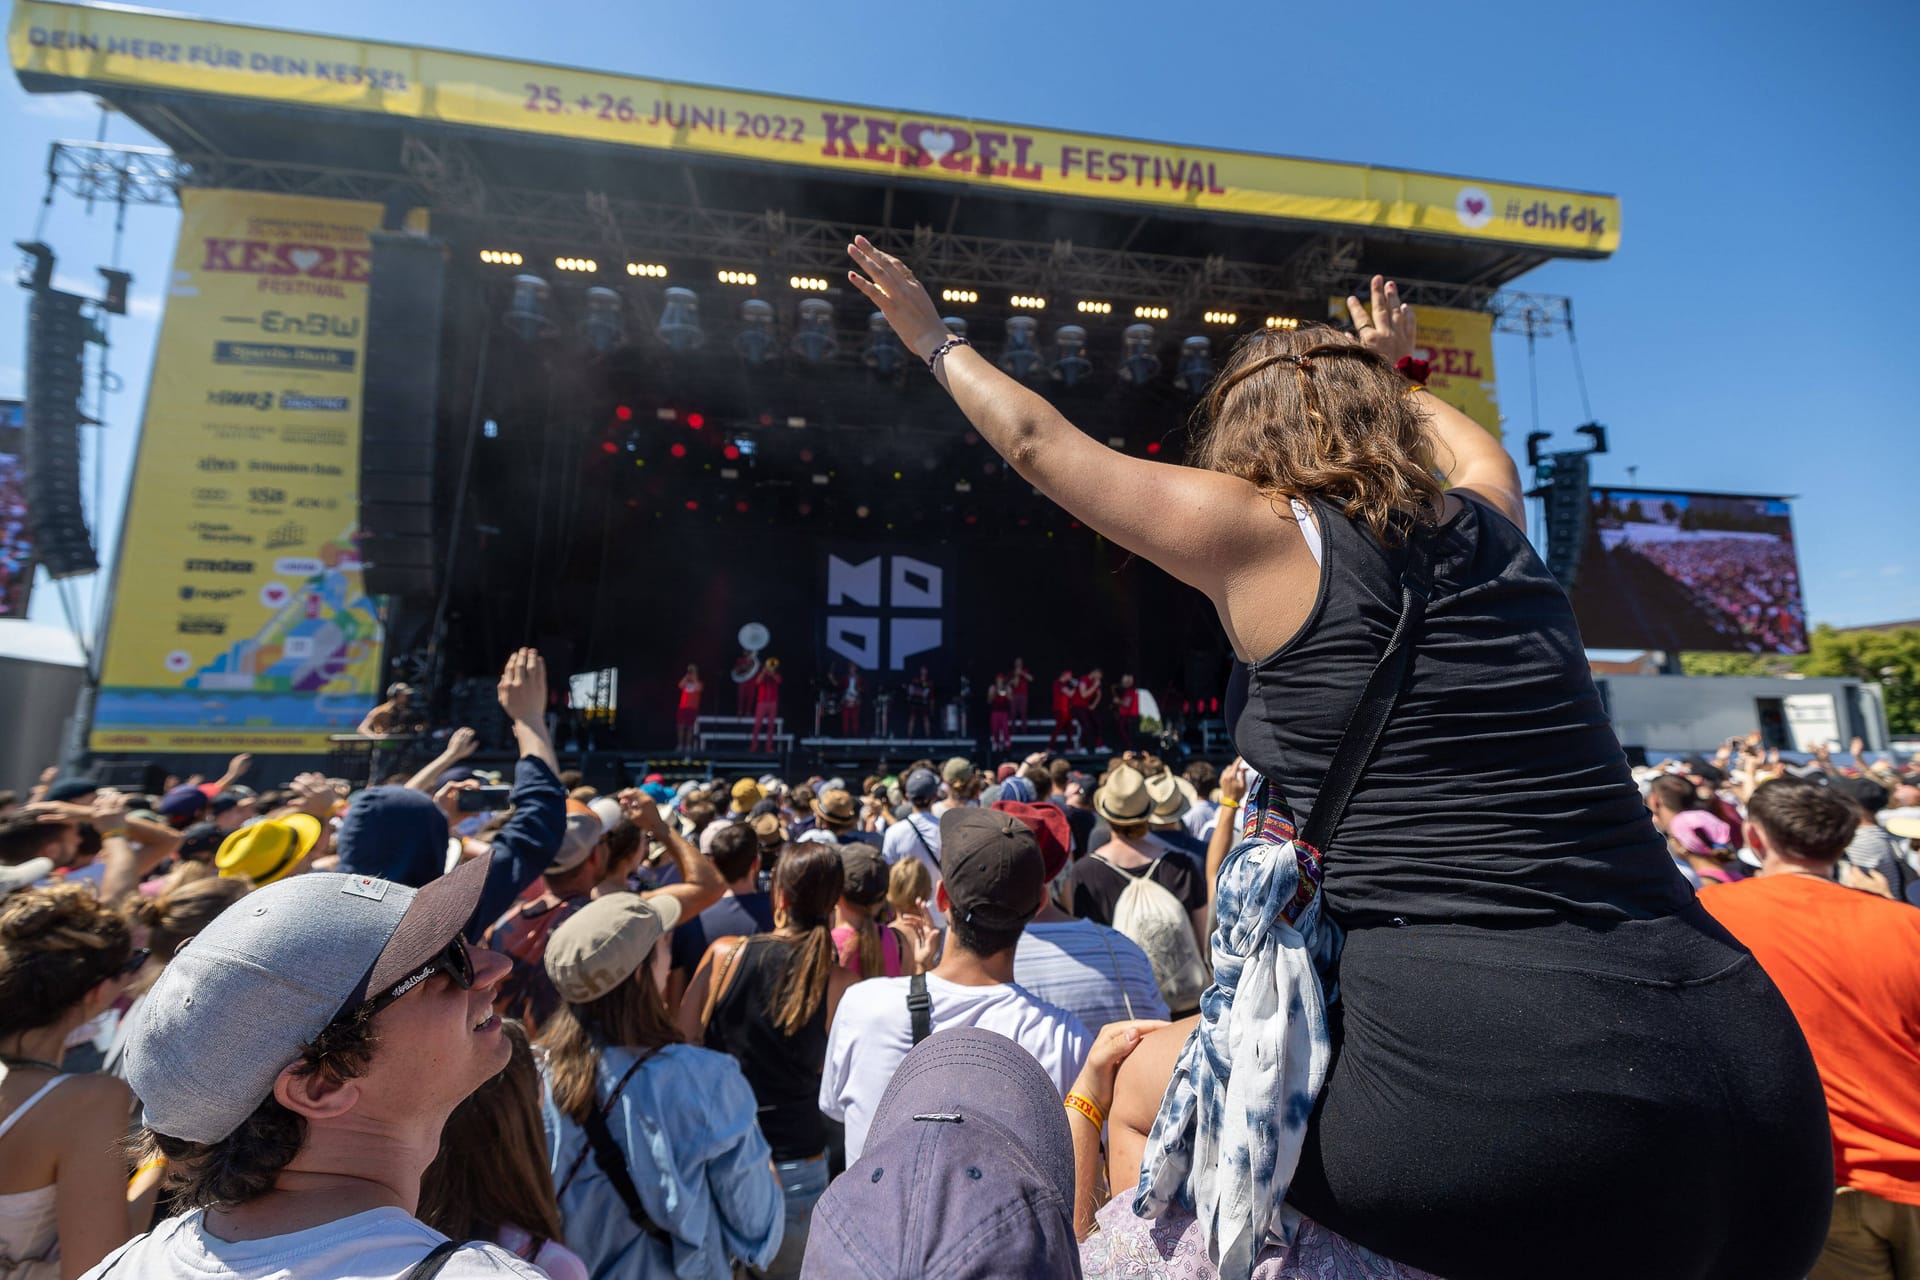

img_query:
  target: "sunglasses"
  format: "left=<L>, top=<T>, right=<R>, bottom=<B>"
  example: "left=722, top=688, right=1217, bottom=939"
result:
left=116, top=947, right=150, bottom=978
left=356, top=936, right=475, bottom=1023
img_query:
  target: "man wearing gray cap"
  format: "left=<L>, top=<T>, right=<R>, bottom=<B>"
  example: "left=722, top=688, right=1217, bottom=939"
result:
left=819, top=808, right=1090, bottom=1161
left=83, top=853, right=547, bottom=1278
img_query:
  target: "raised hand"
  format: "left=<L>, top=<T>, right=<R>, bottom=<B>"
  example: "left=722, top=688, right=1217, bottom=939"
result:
left=846, top=235, right=951, bottom=361
left=433, top=778, right=480, bottom=824
left=1344, top=274, right=1417, bottom=364
left=445, top=727, right=479, bottom=761
left=497, top=648, right=548, bottom=724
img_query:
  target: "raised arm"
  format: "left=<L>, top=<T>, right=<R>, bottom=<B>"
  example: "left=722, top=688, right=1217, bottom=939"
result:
left=406, top=727, right=479, bottom=793
left=634, top=797, right=726, bottom=921
left=498, top=649, right=561, bottom=776
left=848, top=237, right=1277, bottom=604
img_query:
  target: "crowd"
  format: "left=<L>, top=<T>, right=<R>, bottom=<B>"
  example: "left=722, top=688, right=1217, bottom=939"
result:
left=1621, top=534, right=1810, bottom=652
left=1, top=256, right=1916, bottom=1280
left=1, top=451, right=30, bottom=617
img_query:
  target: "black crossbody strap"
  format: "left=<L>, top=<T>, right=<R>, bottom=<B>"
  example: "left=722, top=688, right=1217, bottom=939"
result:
left=1299, top=531, right=1434, bottom=855
left=404, top=1241, right=463, bottom=1280
left=907, top=972, right=933, bottom=1045
left=557, top=1053, right=674, bottom=1246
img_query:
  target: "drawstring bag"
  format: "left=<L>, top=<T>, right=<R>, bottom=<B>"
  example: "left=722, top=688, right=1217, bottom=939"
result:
left=1136, top=531, right=1432, bottom=1280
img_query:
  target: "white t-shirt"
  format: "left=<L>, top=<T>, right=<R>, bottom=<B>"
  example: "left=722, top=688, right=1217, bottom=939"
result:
left=81, top=1206, right=547, bottom=1279
left=819, top=972, right=1090, bottom=1160
left=879, top=812, right=946, bottom=928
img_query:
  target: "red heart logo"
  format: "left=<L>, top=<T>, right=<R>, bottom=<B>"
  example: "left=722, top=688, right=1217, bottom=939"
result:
left=1465, top=198, right=1486, bottom=216
left=263, top=585, right=288, bottom=606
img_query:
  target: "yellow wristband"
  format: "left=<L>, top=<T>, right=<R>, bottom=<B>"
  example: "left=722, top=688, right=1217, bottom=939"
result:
left=1063, top=1092, right=1106, bottom=1130
left=1217, top=797, right=1239, bottom=810
left=97, top=828, right=128, bottom=841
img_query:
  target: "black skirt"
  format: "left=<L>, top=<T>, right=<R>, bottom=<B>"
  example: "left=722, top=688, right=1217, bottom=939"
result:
left=1285, top=903, right=1833, bottom=1280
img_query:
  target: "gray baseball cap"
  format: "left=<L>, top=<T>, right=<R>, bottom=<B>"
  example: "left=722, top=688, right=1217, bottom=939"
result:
left=125, top=853, right=491, bottom=1144
left=802, top=1027, right=1077, bottom=1277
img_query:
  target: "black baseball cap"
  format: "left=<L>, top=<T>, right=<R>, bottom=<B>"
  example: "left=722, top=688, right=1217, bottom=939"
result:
left=938, top=808, right=1044, bottom=929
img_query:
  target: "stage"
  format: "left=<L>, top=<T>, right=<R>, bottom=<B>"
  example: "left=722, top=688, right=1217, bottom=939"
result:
left=7, top=0, right=1616, bottom=767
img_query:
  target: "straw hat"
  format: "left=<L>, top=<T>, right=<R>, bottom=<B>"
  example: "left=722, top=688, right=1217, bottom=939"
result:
left=1093, top=764, right=1153, bottom=825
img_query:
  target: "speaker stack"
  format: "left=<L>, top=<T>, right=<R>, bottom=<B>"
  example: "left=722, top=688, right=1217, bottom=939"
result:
left=357, top=233, right=448, bottom=599
left=22, top=288, right=98, bottom=578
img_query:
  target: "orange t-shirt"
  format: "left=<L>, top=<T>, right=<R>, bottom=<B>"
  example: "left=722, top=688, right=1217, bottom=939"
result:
left=1699, top=874, right=1920, bottom=1205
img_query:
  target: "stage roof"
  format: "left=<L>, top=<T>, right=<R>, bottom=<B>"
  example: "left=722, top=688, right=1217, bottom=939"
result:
left=10, top=0, right=1617, bottom=302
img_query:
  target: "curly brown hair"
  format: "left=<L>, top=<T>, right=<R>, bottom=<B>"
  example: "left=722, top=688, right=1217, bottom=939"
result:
left=1191, top=325, right=1444, bottom=546
left=0, top=883, right=133, bottom=1036
left=131, top=1009, right=378, bottom=1210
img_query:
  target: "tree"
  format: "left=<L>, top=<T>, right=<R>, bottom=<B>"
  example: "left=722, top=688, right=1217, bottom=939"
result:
left=1799, top=625, right=1920, bottom=735
left=1679, top=651, right=1791, bottom=677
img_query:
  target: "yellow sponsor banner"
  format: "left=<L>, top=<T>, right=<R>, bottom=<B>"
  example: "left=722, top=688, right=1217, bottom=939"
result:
left=90, top=188, right=385, bottom=754
left=1324, top=300, right=1502, bottom=438
left=1410, top=304, right=1501, bottom=438
left=10, top=1, right=1618, bottom=256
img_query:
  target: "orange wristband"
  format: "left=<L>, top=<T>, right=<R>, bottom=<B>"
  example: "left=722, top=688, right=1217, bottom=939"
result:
left=1063, top=1092, right=1106, bottom=1130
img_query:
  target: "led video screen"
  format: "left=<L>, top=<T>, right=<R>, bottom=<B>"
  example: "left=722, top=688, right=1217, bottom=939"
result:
left=0, top=400, right=30, bottom=618
left=1570, top=488, right=1807, bottom=654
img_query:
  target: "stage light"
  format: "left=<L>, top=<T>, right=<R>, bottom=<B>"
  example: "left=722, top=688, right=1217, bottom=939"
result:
left=479, top=250, right=523, bottom=266
left=812, top=474, right=830, bottom=485
left=615, top=405, right=633, bottom=421
left=863, top=311, right=904, bottom=376
left=1146, top=441, right=1162, bottom=454
left=856, top=505, right=871, bottom=519
left=686, top=413, right=706, bottom=429
left=787, top=416, right=807, bottom=428
left=1051, top=324, right=1091, bottom=388
left=1134, top=305, right=1169, bottom=321
left=1076, top=300, right=1113, bottom=315
left=955, top=479, right=972, bottom=493
left=656, top=407, right=677, bottom=421
left=941, top=288, right=978, bottom=304
left=1010, top=294, right=1046, bottom=310
left=600, top=440, right=618, bottom=454
left=1175, top=335, right=1213, bottom=392
left=1265, top=315, right=1299, bottom=330
left=1119, top=323, right=1161, bottom=385
left=717, top=270, right=758, bottom=286
left=626, top=262, right=668, bottom=278
left=1000, top=315, right=1042, bottom=379
left=685, top=500, right=700, bottom=511
left=1203, top=310, right=1238, bottom=325
left=582, top=286, right=626, bottom=354
left=483, top=419, right=499, bottom=439
left=504, top=274, right=554, bottom=341
left=790, top=275, right=829, bottom=291
left=792, top=297, right=839, bottom=364
left=723, top=444, right=741, bottom=460
left=657, top=286, right=704, bottom=352
left=670, top=442, right=687, bottom=458
left=735, top=500, right=750, bottom=513
left=737, top=297, right=777, bottom=365
left=556, top=256, right=599, bottom=273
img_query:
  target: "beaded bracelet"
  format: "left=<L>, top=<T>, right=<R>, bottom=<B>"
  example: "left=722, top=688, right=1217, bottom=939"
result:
left=1063, top=1091, right=1107, bottom=1130
left=926, top=334, right=973, bottom=374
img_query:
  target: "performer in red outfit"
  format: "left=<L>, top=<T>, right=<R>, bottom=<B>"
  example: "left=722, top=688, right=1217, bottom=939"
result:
left=1074, top=669, right=1105, bottom=752
left=1009, top=658, right=1033, bottom=733
left=1046, top=668, right=1077, bottom=751
left=676, top=664, right=703, bottom=753
left=732, top=648, right=759, bottom=716
left=751, top=658, right=782, bottom=753
left=987, top=673, right=1014, bottom=752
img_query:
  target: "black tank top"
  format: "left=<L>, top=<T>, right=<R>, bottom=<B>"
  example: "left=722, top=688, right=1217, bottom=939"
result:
left=702, top=936, right=830, bottom=1161
left=1226, top=494, right=1692, bottom=929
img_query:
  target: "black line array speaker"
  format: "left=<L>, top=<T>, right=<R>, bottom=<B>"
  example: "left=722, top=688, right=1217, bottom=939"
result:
left=23, top=288, right=99, bottom=578
left=358, top=232, right=447, bottom=599
left=96, top=760, right=169, bottom=794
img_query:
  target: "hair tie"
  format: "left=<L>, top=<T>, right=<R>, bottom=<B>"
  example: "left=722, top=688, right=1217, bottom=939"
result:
left=1295, top=356, right=1314, bottom=371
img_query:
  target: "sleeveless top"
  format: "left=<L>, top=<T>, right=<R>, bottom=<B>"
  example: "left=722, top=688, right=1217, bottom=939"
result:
left=1226, top=494, right=1692, bottom=929
left=703, top=938, right=830, bottom=1161
left=0, top=1074, right=70, bottom=1279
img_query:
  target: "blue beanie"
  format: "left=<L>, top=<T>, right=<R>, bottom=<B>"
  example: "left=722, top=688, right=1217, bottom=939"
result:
left=334, top=786, right=450, bottom=888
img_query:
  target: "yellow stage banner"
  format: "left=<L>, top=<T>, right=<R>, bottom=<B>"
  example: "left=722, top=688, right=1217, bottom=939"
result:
left=1322, top=299, right=1502, bottom=438
left=11, top=0, right=1618, bottom=256
left=90, top=188, right=385, bottom=754
left=1410, top=304, right=1501, bottom=438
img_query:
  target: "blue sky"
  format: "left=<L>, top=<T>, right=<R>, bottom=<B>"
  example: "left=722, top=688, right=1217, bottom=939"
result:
left=5, top=0, right=1918, bottom=642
